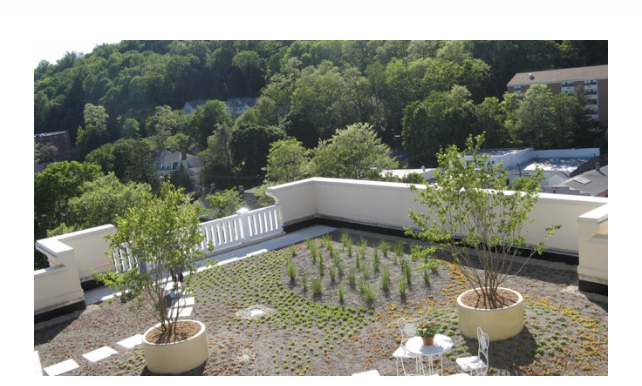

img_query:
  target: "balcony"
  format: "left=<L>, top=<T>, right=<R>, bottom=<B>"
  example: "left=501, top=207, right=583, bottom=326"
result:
left=34, top=178, right=608, bottom=375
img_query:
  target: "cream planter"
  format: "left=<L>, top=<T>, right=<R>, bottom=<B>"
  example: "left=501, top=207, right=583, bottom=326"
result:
left=142, top=320, right=209, bottom=374
left=457, top=288, right=524, bottom=341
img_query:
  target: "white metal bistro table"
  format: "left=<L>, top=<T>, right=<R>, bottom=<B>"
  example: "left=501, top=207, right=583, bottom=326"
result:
left=405, top=334, right=453, bottom=375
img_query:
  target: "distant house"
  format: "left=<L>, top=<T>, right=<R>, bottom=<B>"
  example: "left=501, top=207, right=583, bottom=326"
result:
left=34, top=130, right=72, bottom=162
left=183, top=99, right=211, bottom=114
left=506, top=65, right=608, bottom=127
left=156, top=150, right=202, bottom=189
left=225, top=98, right=259, bottom=118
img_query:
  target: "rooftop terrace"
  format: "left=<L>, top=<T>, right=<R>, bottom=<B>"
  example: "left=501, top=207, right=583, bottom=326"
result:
left=35, top=225, right=608, bottom=376
left=34, top=178, right=608, bottom=376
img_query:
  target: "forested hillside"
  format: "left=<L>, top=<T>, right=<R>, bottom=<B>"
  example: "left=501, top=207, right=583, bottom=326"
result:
left=33, top=40, right=608, bottom=269
left=35, top=40, right=607, bottom=160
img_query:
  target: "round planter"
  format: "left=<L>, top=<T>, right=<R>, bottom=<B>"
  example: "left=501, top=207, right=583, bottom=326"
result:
left=422, top=336, right=434, bottom=346
left=142, top=320, right=209, bottom=374
left=457, top=287, right=524, bottom=341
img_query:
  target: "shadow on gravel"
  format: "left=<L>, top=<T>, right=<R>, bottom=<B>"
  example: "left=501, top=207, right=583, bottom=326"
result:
left=456, top=326, right=538, bottom=376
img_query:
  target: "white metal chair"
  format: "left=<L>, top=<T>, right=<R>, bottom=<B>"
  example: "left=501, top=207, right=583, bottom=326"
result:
left=392, top=318, right=419, bottom=375
left=456, top=327, right=489, bottom=375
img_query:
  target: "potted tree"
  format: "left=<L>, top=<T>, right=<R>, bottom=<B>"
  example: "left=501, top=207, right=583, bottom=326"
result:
left=96, top=181, right=210, bottom=374
left=406, top=134, right=559, bottom=340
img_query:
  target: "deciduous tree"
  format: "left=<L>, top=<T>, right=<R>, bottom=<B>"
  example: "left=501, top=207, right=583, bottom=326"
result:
left=309, top=123, right=397, bottom=180
left=96, top=182, right=207, bottom=343
left=406, top=134, right=559, bottom=309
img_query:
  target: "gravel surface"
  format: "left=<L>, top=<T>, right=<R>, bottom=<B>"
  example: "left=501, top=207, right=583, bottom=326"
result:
left=34, top=228, right=608, bottom=376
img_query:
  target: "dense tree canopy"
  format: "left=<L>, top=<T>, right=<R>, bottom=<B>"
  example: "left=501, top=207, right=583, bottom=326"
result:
left=309, top=123, right=398, bottom=179
left=34, top=40, right=607, bottom=269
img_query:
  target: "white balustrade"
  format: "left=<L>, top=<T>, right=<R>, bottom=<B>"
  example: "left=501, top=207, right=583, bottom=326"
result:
left=112, top=205, right=283, bottom=272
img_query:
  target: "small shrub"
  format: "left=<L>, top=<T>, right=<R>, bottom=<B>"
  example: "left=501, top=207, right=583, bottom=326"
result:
left=402, top=259, right=412, bottom=284
left=394, top=242, right=404, bottom=257
left=289, top=244, right=297, bottom=256
left=329, top=267, right=336, bottom=283
left=338, top=285, right=345, bottom=302
left=341, top=232, right=350, bottom=250
left=312, top=278, right=323, bottom=296
left=398, top=279, right=407, bottom=297
left=421, top=258, right=440, bottom=273
left=361, top=282, right=376, bottom=302
left=310, top=243, right=318, bottom=263
left=381, top=266, right=390, bottom=290
left=348, top=267, right=357, bottom=288
left=287, top=259, right=297, bottom=282
left=373, top=249, right=380, bottom=272
left=318, top=254, right=325, bottom=276
left=379, top=240, right=390, bottom=258
left=423, top=269, right=430, bottom=285
left=361, top=262, right=371, bottom=279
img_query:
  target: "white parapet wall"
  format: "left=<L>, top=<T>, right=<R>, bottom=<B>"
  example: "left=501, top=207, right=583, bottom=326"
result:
left=35, top=207, right=284, bottom=318
left=268, top=177, right=609, bottom=257
left=35, top=225, right=115, bottom=316
left=577, top=204, right=608, bottom=286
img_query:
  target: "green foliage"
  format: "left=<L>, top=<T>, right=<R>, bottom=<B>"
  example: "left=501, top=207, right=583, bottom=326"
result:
left=381, top=266, right=391, bottom=290
left=311, top=278, right=323, bottom=296
left=378, top=240, right=390, bottom=258
left=317, top=254, right=325, bottom=276
left=422, top=269, right=431, bottom=285
left=328, top=267, right=336, bottom=283
left=398, top=279, right=407, bottom=297
left=406, top=134, right=560, bottom=308
left=394, top=242, right=404, bottom=257
left=309, top=123, right=398, bottom=179
left=230, top=125, right=286, bottom=178
left=95, top=181, right=206, bottom=342
left=205, top=189, right=244, bottom=219
left=199, top=125, right=235, bottom=190
left=265, top=137, right=309, bottom=183
left=190, top=100, right=232, bottom=149
left=360, top=282, right=376, bottom=303
left=77, top=104, right=109, bottom=159
left=373, top=249, right=381, bottom=273
left=34, top=161, right=103, bottom=257
left=401, top=259, right=412, bottom=284
left=419, top=259, right=440, bottom=274
left=287, top=258, right=297, bottom=282
left=57, top=173, right=151, bottom=233
left=348, top=267, right=357, bottom=288
left=337, top=285, right=345, bottom=302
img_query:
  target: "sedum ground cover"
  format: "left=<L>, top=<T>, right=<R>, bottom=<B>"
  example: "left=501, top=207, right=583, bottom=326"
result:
left=34, top=229, right=608, bottom=376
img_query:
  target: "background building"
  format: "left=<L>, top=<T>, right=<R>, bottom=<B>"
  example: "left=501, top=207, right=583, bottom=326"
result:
left=506, top=65, right=608, bottom=127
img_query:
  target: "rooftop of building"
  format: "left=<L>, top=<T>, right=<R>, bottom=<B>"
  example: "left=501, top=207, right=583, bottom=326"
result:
left=507, top=64, right=608, bottom=87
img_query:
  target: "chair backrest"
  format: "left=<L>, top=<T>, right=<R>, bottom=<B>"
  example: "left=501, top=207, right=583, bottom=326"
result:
left=397, top=318, right=416, bottom=343
left=476, top=327, right=490, bottom=365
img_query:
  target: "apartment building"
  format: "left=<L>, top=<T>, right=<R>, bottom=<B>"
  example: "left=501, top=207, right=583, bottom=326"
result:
left=506, top=64, right=608, bottom=128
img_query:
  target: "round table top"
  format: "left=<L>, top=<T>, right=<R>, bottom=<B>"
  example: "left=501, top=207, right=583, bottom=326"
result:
left=406, top=334, right=453, bottom=356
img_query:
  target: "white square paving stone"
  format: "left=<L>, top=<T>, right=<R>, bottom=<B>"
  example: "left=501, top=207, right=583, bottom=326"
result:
left=168, top=306, right=193, bottom=318
left=82, top=346, right=119, bottom=362
left=170, top=297, right=195, bottom=308
left=44, top=359, right=79, bottom=376
left=117, top=334, right=143, bottom=349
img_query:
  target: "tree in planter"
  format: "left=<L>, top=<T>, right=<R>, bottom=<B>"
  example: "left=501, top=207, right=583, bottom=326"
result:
left=96, top=181, right=208, bottom=343
left=406, top=134, right=560, bottom=309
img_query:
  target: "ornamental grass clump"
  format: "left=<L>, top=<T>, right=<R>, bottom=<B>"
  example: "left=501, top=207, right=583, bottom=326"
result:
left=406, top=134, right=560, bottom=309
